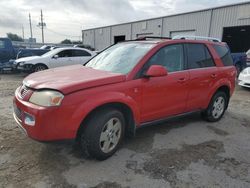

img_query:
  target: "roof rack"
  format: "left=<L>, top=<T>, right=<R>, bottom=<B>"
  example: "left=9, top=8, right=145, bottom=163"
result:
left=172, top=35, right=221, bottom=42
left=135, top=36, right=171, bottom=41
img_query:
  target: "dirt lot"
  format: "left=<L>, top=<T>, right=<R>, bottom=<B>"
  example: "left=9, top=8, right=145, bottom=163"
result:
left=0, top=73, right=250, bottom=188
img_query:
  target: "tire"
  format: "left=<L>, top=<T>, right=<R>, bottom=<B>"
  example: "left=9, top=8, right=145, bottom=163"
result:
left=79, top=108, right=125, bottom=160
left=202, top=91, right=228, bottom=122
left=33, top=64, right=47, bottom=72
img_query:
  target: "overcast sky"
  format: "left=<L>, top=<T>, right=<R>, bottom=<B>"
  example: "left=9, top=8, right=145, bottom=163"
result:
left=0, top=0, right=248, bottom=43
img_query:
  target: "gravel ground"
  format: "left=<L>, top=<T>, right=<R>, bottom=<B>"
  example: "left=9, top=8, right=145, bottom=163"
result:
left=0, top=73, right=250, bottom=188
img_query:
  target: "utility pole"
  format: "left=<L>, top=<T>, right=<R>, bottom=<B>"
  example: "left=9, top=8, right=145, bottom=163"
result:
left=38, top=10, right=46, bottom=43
left=41, top=10, right=44, bottom=43
left=29, top=13, right=33, bottom=40
left=22, top=25, right=24, bottom=40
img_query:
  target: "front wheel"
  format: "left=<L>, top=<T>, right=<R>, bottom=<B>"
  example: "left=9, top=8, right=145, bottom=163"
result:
left=79, top=108, right=125, bottom=160
left=202, top=91, right=228, bottom=122
left=33, top=64, right=47, bottom=72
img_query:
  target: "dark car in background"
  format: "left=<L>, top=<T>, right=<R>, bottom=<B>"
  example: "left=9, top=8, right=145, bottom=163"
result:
left=0, top=38, right=50, bottom=71
left=246, top=49, right=250, bottom=67
left=231, top=52, right=247, bottom=74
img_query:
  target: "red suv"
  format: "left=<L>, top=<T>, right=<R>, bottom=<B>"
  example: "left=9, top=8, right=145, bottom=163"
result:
left=13, top=37, right=236, bottom=160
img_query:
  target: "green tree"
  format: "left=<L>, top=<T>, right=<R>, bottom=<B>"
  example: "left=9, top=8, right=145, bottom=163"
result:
left=61, top=39, right=72, bottom=44
left=6, top=33, right=23, bottom=41
left=72, top=40, right=82, bottom=44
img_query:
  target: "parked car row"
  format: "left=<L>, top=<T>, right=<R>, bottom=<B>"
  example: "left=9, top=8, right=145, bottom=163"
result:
left=0, top=38, right=97, bottom=72
left=13, top=47, right=96, bottom=72
left=0, top=38, right=50, bottom=64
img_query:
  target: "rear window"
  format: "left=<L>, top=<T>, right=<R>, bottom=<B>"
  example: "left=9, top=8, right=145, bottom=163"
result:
left=213, top=45, right=233, bottom=66
left=186, top=43, right=215, bottom=69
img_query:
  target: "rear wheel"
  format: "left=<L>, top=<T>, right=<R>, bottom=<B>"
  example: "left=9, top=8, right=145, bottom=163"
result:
left=79, top=108, right=125, bottom=160
left=202, top=91, right=228, bottom=122
left=33, top=64, right=47, bottom=72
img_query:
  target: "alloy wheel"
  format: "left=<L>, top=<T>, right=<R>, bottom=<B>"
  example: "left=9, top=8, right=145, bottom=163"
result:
left=99, top=117, right=122, bottom=153
left=212, top=96, right=225, bottom=119
left=34, top=65, right=46, bottom=72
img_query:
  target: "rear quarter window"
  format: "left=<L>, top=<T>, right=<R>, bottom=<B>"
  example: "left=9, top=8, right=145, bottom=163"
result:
left=72, top=49, right=91, bottom=57
left=186, top=43, right=215, bottom=69
left=213, top=45, right=233, bottom=66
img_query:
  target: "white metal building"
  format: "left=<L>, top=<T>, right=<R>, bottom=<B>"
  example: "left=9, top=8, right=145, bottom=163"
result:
left=82, top=1, right=250, bottom=52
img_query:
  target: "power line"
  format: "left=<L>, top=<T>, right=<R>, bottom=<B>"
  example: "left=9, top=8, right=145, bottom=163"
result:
left=45, top=27, right=80, bottom=38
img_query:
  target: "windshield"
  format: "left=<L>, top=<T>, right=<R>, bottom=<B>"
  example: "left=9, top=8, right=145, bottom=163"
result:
left=86, top=42, right=155, bottom=74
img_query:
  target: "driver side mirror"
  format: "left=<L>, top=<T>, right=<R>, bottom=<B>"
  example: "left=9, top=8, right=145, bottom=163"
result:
left=53, top=55, right=59, bottom=59
left=144, top=65, right=168, bottom=77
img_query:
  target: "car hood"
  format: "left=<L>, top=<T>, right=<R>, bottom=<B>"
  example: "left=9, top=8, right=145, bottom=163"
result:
left=15, top=56, right=41, bottom=63
left=23, top=65, right=126, bottom=94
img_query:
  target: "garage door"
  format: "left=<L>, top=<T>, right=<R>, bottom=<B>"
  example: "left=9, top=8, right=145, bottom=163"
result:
left=222, top=26, right=250, bottom=53
left=170, top=30, right=196, bottom=38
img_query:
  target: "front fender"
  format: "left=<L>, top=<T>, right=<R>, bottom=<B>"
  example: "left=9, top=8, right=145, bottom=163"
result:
left=63, top=91, right=140, bottom=134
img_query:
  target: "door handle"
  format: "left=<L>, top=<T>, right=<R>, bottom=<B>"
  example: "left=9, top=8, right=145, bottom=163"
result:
left=211, top=73, right=217, bottom=78
left=177, top=77, right=186, bottom=83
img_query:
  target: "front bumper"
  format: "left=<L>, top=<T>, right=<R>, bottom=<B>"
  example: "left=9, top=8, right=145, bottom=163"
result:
left=0, top=60, right=15, bottom=71
left=13, top=89, right=77, bottom=141
left=238, top=74, right=250, bottom=88
left=238, top=80, right=250, bottom=88
left=16, top=64, right=34, bottom=72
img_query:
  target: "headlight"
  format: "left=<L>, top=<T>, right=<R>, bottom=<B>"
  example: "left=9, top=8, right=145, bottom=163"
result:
left=19, top=61, right=26, bottom=66
left=29, top=90, right=64, bottom=107
left=242, top=68, right=250, bottom=75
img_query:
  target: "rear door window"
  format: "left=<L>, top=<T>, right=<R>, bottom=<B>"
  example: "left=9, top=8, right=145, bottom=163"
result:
left=213, top=45, right=233, bottom=66
left=186, top=43, right=215, bottom=69
left=72, top=49, right=91, bottom=57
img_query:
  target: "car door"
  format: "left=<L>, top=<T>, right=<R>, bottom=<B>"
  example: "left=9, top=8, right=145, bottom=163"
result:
left=50, top=49, right=74, bottom=68
left=140, top=44, right=189, bottom=122
left=185, top=43, right=218, bottom=111
left=72, top=49, right=93, bottom=65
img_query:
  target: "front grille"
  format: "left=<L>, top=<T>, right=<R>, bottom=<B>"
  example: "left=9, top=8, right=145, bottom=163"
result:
left=19, top=85, right=29, bottom=99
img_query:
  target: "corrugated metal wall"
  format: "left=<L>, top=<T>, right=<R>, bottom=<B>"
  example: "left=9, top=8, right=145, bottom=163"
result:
left=131, top=18, right=162, bottom=39
left=94, top=27, right=111, bottom=50
left=162, top=10, right=212, bottom=37
left=83, top=30, right=95, bottom=47
left=111, top=24, right=131, bottom=43
left=210, top=3, right=250, bottom=38
left=82, top=2, right=250, bottom=50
